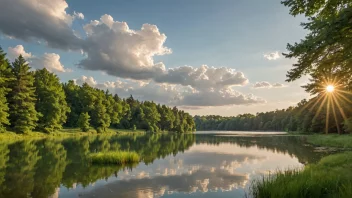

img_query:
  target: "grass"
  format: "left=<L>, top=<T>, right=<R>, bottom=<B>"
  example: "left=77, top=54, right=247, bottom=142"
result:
left=0, top=128, right=146, bottom=142
left=249, top=151, right=352, bottom=198
left=88, top=151, right=140, bottom=165
left=306, top=134, right=352, bottom=148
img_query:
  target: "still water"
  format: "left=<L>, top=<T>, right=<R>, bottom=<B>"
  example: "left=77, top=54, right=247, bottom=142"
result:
left=0, top=132, right=326, bottom=198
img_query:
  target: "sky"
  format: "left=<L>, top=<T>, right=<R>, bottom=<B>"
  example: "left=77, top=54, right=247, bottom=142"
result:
left=0, top=0, right=311, bottom=116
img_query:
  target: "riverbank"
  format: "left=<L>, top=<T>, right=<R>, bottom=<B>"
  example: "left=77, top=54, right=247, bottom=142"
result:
left=0, top=128, right=146, bottom=141
left=250, top=134, right=352, bottom=198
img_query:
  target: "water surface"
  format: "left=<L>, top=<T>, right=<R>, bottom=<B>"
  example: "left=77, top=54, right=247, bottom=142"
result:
left=0, top=132, right=326, bottom=198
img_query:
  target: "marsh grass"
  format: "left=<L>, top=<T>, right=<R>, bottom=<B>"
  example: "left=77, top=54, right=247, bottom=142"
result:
left=88, top=151, right=140, bottom=165
left=249, top=152, right=352, bottom=198
left=307, top=134, right=352, bottom=148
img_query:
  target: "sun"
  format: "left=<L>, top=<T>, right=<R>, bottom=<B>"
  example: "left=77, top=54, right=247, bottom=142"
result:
left=326, top=85, right=335, bottom=93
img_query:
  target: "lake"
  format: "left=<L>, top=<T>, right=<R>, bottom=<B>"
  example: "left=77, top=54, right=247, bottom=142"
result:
left=0, top=132, right=327, bottom=198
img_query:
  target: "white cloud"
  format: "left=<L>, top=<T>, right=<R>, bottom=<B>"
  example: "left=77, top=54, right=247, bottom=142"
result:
left=263, top=51, right=280, bottom=60
left=7, top=45, right=32, bottom=60
left=155, top=65, right=248, bottom=90
left=79, top=14, right=171, bottom=80
left=73, top=11, right=84, bottom=20
left=253, top=81, right=285, bottom=89
left=7, top=45, right=71, bottom=73
left=0, top=0, right=82, bottom=50
left=181, top=89, right=266, bottom=106
left=31, top=53, right=71, bottom=73
left=272, top=83, right=285, bottom=88
left=75, top=76, right=265, bottom=106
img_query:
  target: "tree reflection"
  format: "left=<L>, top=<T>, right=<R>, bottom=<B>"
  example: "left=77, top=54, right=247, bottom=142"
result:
left=0, top=133, right=328, bottom=198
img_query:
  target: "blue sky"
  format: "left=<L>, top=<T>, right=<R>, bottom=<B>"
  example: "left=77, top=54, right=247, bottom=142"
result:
left=0, top=0, right=311, bottom=116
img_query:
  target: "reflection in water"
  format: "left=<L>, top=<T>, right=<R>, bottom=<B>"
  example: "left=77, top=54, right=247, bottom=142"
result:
left=0, top=133, right=327, bottom=198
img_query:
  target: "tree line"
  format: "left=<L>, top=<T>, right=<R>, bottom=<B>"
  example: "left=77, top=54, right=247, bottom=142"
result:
left=0, top=48, right=195, bottom=134
left=194, top=96, right=352, bottom=133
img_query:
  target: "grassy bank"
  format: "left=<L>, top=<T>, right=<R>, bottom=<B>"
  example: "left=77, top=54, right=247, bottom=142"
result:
left=88, top=151, right=140, bottom=165
left=250, top=134, right=352, bottom=198
left=306, top=134, right=352, bottom=148
left=250, top=152, right=352, bottom=198
left=0, top=128, right=146, bottom=141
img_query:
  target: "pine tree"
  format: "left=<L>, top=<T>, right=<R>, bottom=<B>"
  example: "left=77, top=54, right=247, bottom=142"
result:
left=8, top=55, right=38, bottom=133
left=77, top=112, right=90, bottom=132
left=0, top=47, right=13, bottom=132
left=34, top=68, right=70, bottom=133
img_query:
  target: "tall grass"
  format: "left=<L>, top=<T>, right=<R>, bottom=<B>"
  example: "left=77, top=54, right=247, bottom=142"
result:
left=88, top=151, right=140, bottom=165
left=249, top=152, right=352, bottom=198
left=307, top=134, right=352, bottom=148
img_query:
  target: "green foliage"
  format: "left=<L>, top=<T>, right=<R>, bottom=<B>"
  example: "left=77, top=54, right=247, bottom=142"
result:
left=343, top=117, right=352, bottom=133
left=249, top=151, right=352, bottom=198
left=88, top=151, right=140, bottom=165
left=34, top=69, right=70, bottom=133
left=8, top=55, right=38, bottom=134
left=62, top=80, right=81, bottom=127
left=0, top=47, right=13, bottom=132
left=195, top=95, right=352, bottom=134
left=77, top=112, right=90, bottom=132
left=282, top=0, right=352, bottom=93
left=307, top=134, right=352, bottom=148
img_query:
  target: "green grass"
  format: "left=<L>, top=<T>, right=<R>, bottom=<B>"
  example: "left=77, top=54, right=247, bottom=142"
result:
left=88, top=151, right=140, bottom=165
left=0, top=128, right=146, bottom=142
left=249, top=151, right=352, bottom=198
left=306, top=134, right=352, bottom=148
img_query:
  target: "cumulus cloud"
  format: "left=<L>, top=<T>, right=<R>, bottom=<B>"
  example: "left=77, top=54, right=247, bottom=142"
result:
left=79, top=14, right=171, bottom=79
left=263, top=51, right=280, bottom=60
left=0, top=0, right=82, bottom=50
left=75, top=76, right=265, bottom=106
left=31, top=53, right=72, bottom=73
left=79, top=15, right=249, bottom=90
left=73, top=11, right=84, bottom=20
left=7, top=45, right=32, bottom=60
left=7, top=45, right=71, bottom=73
left=181, top=89, right=265, bottom=106
left=253, top=81, right=285, bottom=89
left=155, top=65, right=248, bottom=90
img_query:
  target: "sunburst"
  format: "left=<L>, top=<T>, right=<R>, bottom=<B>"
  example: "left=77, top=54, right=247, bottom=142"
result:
left=301, top=77, right=351, bottom=134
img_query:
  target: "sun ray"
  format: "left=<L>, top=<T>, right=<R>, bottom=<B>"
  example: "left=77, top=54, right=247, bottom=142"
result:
left=330, top=95, right=341, bottom=134
left=309, top=94, right=326, bottom=112
left=331, top=94, right=347, bottom=121
left=335, top=92, right=352, bottom=105
left=313, top=95, right=328, bottom=121
left=325, top=96, right=331, bottom=134
left=336, top=89, right=352, bottom=96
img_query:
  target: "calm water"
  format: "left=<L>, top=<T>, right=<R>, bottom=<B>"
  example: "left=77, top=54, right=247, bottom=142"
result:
left=0, top=132, right=326, bottom=198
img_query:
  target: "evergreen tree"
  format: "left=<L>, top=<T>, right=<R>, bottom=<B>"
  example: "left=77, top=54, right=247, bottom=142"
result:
left=34, top=68, right=70, bottom=133
left=0, top=47, right=12, bottom=132
left=77, top=112, right=90, bottom=132
left=8, top=55, right=38, bottom=133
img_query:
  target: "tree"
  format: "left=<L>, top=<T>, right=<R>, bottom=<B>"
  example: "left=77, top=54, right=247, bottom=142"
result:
left=8, top=55, right=38, bottom=133
left=63, top=80, right=81, bottom=127
left=282, top=0, right=352, bottom=92
left=77, top=112, right=90, bottom=132
left=34, top=68, right=70, bottom=133
left=0, top=47, right=12, bottom=132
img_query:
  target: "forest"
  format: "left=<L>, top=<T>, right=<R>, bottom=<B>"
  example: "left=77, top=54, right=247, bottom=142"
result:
left=195, top=96, right=352, bottom=133
left=0, top=50, right=195, bottom=134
